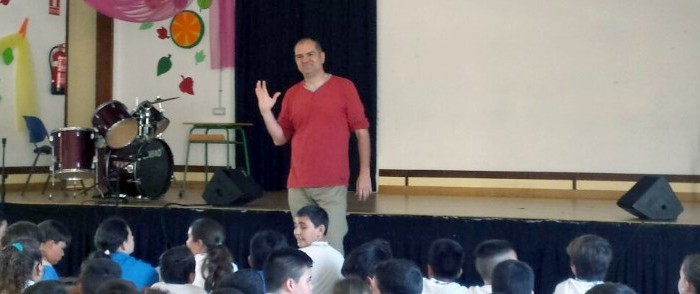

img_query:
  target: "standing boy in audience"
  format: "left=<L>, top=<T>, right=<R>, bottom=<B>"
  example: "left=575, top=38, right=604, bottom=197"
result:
left=422, top=238, right=469, bottom=294
left=371, top=259, right=423, bottom=294
left=553, top=234, right=613, bottom=294
left=294, top=205, right=344, bottom=294
left=264, top=248, right=314, bottom=294
left=469, top=239, right=519, bottom=294
left=38, top=219, right=71, bottom=281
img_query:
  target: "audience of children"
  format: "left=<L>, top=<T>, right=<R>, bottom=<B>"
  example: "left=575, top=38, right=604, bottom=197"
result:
left=263, top=247, right=314, bottom=294
left=0, top=238, right=43, bottom=293
left=37, top=219, right=71, bottom=281
left=186, top=217, right=238, bottom=291
left=553, top=234, right=613, bottom=294
left=150, top=245, right=206, bottom=294
left=294, top=205, right=344, bottom=294
left=2, top=213, right=694, bottom=294
left=422, top=238, right=469, bottom=294
left=92, top=216, right=159, bottom=291
left=470, top=239, right=519, bottom=294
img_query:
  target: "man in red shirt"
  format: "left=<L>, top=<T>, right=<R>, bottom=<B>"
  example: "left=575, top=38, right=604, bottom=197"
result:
left=255, top=38, right=372, bottom=254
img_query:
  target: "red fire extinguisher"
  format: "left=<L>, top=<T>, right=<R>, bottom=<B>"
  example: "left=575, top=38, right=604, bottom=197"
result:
left=49, top=43, right=67, bottom=95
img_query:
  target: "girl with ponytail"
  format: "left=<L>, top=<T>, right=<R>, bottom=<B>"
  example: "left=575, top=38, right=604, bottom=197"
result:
left=186, top=217, right=238, bottom=291
left=0, top=238, right=43, bottom=293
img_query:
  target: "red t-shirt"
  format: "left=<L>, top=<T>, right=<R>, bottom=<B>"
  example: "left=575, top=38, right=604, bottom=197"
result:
left=277, top=75, right=370, bottom=188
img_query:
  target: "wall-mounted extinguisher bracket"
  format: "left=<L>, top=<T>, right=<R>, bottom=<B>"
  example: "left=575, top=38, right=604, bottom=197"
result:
left=49, top=43, right=67, bottom=95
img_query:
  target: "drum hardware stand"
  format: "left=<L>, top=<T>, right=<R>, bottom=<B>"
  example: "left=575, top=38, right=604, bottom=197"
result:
left=78, top=152, right=103, bottom=198
left=1, top=138, right=7, bottom=209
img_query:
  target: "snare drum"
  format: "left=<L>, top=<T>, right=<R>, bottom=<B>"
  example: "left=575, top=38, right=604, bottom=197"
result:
left=92, top=100, right=138, bottom=149
left=106, top=139, right=173, bottom=199
left=50, top=127, right=96, bottom=180
left=132, top=101, right=170, bottom=138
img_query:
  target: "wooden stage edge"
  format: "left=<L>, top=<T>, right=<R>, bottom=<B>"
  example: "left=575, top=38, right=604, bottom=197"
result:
left=6, top=183, right=700, bottom=226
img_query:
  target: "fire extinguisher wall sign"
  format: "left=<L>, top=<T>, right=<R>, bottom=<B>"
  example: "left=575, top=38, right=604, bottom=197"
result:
left=49, top=43, right=67, bottom=95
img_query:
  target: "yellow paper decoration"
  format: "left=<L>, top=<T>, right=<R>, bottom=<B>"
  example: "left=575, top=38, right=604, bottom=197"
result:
left=0, top=19, right=37, bottom=130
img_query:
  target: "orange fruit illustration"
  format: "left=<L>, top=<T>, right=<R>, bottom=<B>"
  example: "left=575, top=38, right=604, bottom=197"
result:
left=170, top=10, right=204, bottom=49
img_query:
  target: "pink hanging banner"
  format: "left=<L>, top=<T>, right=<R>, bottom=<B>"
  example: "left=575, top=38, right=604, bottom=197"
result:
left=82, top=0, right=193, bottom=23
left=209, top=0, right=234, bottom=69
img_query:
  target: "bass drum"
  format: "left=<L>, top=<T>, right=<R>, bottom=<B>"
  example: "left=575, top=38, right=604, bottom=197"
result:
left=106, top=139, right=173, bottom=199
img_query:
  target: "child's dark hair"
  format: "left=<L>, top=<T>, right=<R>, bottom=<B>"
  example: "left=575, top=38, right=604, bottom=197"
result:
left=38, top=219, right=72, bottom=246
left=216, top=269, right=264, bottom=294
left=159, top=245, right=196, bottom=284
left=189, top=217, right=233, bottom=291
left=566, top=234, right=613, bottom=281
left=373, top=259, right=423, bottom=294
left=79, top=257, right=122, bottom=294
left=23, top=280, right=69, bottom=294
left=587, top=282, right=637, bottom=294
left=93, top=216, right=130, bottom=256
left=264, top=248, right=313, bottom=293
left=682, top=254, right=700, bottom=293
left=96, top=279, right=139, bottom=294
left=491, top=260, right=534, bottom=294
left=427, top=238, right=465, bottom=281
left=342, top=238, right=393, bottom=281
left=249, top=229, right=289, bottom=270
left=296, top=205, right=329, bottom=235
left=0, top=238, right=43, bottom=294
left=1, top=220, right=44, bottom=245
left=474, top=239, right=516, bottom=282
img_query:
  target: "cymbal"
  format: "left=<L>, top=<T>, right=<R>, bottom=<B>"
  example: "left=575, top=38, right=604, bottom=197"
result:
left=152, top=96, right=180, bottom=103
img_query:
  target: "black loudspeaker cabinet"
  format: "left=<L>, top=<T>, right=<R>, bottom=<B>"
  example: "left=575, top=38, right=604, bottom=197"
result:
left=202, top=168, right=263, bottom=206
left=617, top=176, right=684, bottom=221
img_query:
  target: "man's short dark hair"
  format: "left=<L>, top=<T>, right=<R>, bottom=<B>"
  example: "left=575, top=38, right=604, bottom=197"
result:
left=586, top=282, right=637, bottom=294
left=427, top=238, right=464, bottom=281
left=342, top=239, right=393, bottom=281
left=159, top=245, right=195, bottom=284
left=491, top=260, right=534, bottom=294
left=373, top=259, right=423, bottom=294
left=249, top=230, right=289, bottom=270
left=474, top=239, right=516, bottom=282
left=264, top=248, right=313, bottom=293
left=38, top=220, right=72, bottom=246
left=80, top=257, right=122, bottom=294
left=217, top=269, right=264, bottom=294
left=296, top=38, right=323, bottom=52
left=566, top=234, right=613, bottom=281
left=1, top=221, right=44, bottom=245
left=296, top=205, right=329, bottom=236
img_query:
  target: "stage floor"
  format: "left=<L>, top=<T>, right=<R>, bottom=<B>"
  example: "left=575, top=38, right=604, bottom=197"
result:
left=7, top=184, right=700, bottom=225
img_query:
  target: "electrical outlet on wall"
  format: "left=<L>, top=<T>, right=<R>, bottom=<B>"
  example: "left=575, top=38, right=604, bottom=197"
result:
left=212, top=107, right=226, bottom=115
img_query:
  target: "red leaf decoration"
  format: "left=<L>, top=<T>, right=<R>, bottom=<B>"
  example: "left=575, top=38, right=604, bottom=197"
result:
left=179, top=75, right=194, bottom=95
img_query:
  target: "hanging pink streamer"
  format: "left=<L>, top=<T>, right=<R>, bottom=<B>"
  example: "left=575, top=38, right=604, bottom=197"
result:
left=209, top=0, right=235, bottom=69
left=82, top=0, right=194, bottom=23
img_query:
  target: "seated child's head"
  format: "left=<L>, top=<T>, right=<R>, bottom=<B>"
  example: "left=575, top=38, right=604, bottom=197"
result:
left=342, top=239, right=393, bottom=282
left=38, top=219, right=71, bottom=266
left=216, top=269, right=265, bottom=293
left=79, top=257, right=122, bottom=294
left=371, top=259, right=423, bottom=294
left=587, top=282, right=637, bottom=294
left=96, top=279, right=138, bottom=294
left=264, top=247, right=314, bottom=294
left=474, top=239, right=518, bottom=284
left=294, top=205, right=329, bottom=248
left=1, top=220, right=44, bottom=247
left=679, top=254, right=700, bottom=294
left=0, top=238, right=43, bottom=291
left=566, top=234, right=612, bottom=281
left=427, top=238, right=464, bottom=282
left=491, top=260, right=534, bottom=294
left=249, top=229, right=289, bottom=270
left=186, top=217, right=226, bottom=254
left=159, top=245, right=196, bottom=285
left=94, top=216, right=133, bottom=256
left=23, top=280, right=69, bottom=294
left=334, top=277, right=371, bottom=294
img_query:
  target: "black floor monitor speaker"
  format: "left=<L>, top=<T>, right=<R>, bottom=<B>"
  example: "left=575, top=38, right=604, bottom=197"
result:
left=617, top=176, right=683, bottom=221
left=202, top=168, right=263, bottom=206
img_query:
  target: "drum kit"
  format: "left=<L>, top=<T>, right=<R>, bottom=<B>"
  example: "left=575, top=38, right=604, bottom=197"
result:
left=49, top=97, right=177, bottom=200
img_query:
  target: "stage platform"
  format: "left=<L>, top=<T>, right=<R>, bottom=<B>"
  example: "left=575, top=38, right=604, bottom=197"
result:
left=3, top=186, right=699, bottom=294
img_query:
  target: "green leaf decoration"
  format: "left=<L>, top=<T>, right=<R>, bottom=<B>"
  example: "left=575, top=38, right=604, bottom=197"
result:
left=195, top=50, right=206, bottom=65
left=2, top=48, right=14, bottom=65
left=198, top=0, right=212, bottom=10
left=157, top=54, right=173, bottom=76
left=139, top=22, right=154, bottom=30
